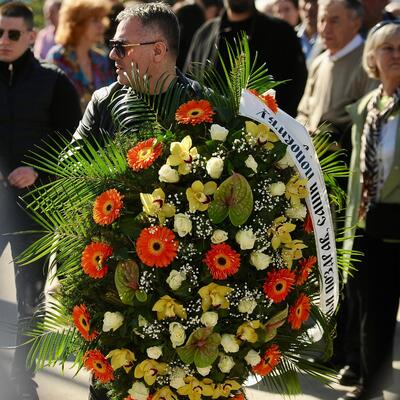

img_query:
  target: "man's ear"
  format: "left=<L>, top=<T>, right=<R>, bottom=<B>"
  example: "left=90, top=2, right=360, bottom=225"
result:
left=153, top=41, right=168, bottom=62
left=28, top=29, right=37, bottom=46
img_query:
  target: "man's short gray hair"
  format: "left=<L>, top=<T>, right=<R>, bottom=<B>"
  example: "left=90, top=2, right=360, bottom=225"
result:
left=117, top=2, right=180, bottom=57
left=318, top=0, right=364, bottom=20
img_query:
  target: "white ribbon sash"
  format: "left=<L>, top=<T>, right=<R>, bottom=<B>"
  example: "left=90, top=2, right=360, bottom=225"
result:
left=239, top=90, right=339, bottom=316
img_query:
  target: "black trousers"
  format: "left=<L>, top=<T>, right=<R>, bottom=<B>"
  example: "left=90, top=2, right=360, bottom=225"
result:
left=0, top=183, right=47, bottom=381
left=351, top=231, right=400, bottom=393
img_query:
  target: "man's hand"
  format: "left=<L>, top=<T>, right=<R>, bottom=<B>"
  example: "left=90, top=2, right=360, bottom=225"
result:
left=8, top=166, right=39, bottom=189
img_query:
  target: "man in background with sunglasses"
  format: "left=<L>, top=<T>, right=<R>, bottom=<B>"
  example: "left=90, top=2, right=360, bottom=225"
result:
left=0, top=2, right=81, bottom=400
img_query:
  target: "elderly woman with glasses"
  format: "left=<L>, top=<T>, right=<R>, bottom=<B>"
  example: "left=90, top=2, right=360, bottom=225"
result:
left=341, top=21, right=400, bottom=400
left=47, top=0, right=114, bottom=110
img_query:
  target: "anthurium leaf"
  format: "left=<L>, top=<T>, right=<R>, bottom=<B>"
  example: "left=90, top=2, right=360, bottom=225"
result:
left=193, top=332, right=221, bottom=368
left=209, top=173, right=253, bottom=226
left=176, top=345, right=195, bottom=365
left=135, top=290, right=148, bottom=302
left=115, top=259, right=140, bottom=305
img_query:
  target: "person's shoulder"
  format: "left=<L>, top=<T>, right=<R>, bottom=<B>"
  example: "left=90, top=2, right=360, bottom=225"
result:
left=46, top=44, right=65, bottom=60
left=195, top=16, right=221, bottom=36
left=91, top=81, right=122, bottom=104
left=254, top=11, right=294, bottom=32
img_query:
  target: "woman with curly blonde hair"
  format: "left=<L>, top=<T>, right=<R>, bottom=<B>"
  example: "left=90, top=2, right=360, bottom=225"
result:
left=47, top=0, right=114, bottom=110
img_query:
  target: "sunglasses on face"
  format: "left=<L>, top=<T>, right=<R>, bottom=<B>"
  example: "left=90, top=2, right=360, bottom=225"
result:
left=109, top=39, right=158, bottom=58
left=0, top=28, right=27, bottom=41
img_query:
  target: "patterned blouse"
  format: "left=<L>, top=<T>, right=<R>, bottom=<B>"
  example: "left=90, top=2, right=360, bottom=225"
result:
left=47, top=44, right=114, bottom=111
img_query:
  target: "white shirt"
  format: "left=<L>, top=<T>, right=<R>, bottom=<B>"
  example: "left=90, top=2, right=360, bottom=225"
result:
left=329, top=34, right=364, bottom=62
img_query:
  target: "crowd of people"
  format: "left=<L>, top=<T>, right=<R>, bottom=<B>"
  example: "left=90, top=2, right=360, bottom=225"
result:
left=0, top=0, right=399, bottom=399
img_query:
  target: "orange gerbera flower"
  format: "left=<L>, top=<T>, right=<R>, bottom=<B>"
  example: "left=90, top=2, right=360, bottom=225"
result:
left=136, top=226, right=178, bottom=268
left=263, top=269, right=295, bottom=303
left=260, top=94, right=278, bottom=113
left=248, top=89, right=279, bottom=113
left=296, top=256, right=317, bottom=285
left=81, top=242, right=113, bottom=279
left=93, top=189, right=124, bottom=225
left=127, top=138, right=163, bottom=171
left=252, top=344, right=281, bottom=376
left=175, top=99, right=215, bottom=125
left=84, top=349, right=114, bottom=383
left=288, top=293, right=311, bottom=330
left=72, top=304, right=98, bottom=341
left=203, top=243, right=241, bottom=280
left=231, top=393, right=245, bottom=400
left=303, top=213, right=313, bottom=234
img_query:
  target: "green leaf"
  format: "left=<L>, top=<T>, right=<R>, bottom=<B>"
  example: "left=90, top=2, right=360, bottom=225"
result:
left=135, top=290, right=148, bottom=302
left=208, top=173, right=253, bottom=226
left=176, top=345, right=195, bottom=365
left=114, top=260, right=140, bottom=305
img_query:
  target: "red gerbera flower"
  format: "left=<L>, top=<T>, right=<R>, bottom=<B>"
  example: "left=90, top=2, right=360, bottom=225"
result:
left=136, top=226, right=178, bottom=267
left=296, top=256, right=317, bottom=286
left=263, top=269, right=295, bottom=303
left=288, top=293, right=311, bottom=330
left=203, top=243, right=241, bottom=280
left=175, top=99, right=215, bottom=125
left=303, top=213, right=314, bottom=234
left=127, top=138, right=163, bottom=171
left=93, top=189, right=124, bottom=225
left=252, top=344, right=281, bottom=376
left=84, top=349, right=114, bottom=383
left=72, top=304, right=98, bottom=341
left=81, top=242, right=113, bottom=279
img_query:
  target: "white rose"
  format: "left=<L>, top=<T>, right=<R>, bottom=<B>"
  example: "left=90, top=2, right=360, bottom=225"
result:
left=206, top=157, right=224, bottom=179
left=245, top=155, right=258, bottom=173
left=200, top=311, right=218, bottom=327
left=102, top=311, right=124, bottom=332
left=244, top=349, right=261, bottom=366
left=269, top=181, right=286, bottom=196
left=173, top=213, right=192, bottom=237
left=218, top=354, right=235, bottom=373
left=170, top=367, right=186, bottom=389
left=197, top=366, right=212, bottom=376
left=276, top=151, right=295, bottom=169
left=250, top=251, right=272, bottom=270
left=166, top=269, right=187, bottom=291
left=210, top=124, right=229, bottom=142
left=285, top=204, right=307, bottom=220
left=169, top=322, right=186, bottom=348
left=235, top=229, right=256, bottom=250
left=211, top=229, right=228, bottom=244
left=221, top=334, right=240, bottom=353
left=128, top=382, right=149, bottom=400
left=238, top=298, right=257, bottom=314
left=159, top=164, right=180, bottom=183
left=146, top=346, right=163, bottom=359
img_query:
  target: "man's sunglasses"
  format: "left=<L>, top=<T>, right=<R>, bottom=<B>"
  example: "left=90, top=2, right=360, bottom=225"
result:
left=0, top=28, right=28, bottom=41
left=109, top=39, right=158, bottom=58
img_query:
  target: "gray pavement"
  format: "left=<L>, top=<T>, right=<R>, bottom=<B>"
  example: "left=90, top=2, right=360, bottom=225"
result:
left=1, top=243, right=399, bottom=400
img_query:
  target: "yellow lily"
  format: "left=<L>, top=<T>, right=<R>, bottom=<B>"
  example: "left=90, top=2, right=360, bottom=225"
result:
left=236, top=320, right=262, bottom=343
left=268, top=216, right=296, bottom=250
left=285, top=174, right=308, bottom=206
left=177, top=376, right=207, bottom=400
left=186, top=181, right=217, bottom=212
left=245, top=121, right=279, bottom=150
left=152, top=386, right=178, bottom=400
left=282, top=239, right=308, bottom=268
left=198, top=282, right=233, bottom=312
left=167, top=135, right=198, bottom=175
left=106, top=348, right=136, bottom=373
left=152, top=295, right=187, bottom=320
left=134, top=359, right=168, bottom=386
left=212, top=380, right=241, bottom=399
left=140, top=188, right=175, bottom=225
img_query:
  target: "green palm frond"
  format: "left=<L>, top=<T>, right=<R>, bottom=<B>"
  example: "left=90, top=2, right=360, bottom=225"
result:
left=26, top=299, right=83, bottom=370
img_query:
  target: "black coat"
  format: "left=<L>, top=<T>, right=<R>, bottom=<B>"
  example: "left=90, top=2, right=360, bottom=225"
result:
left=184, top=10, right=308, bottom=117
left=0, top=50, right=81, bottom=177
